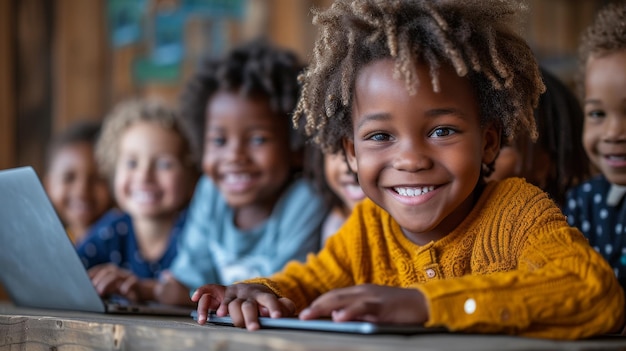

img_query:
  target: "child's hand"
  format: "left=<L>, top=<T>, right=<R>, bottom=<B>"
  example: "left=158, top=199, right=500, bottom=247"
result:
left=299, top=284, right=429, bottom=325
left=87, top=263, right=139, bottom=301
left=153, top=271, right=194, bottom=306
left=191, top=283, right=296, bottom=330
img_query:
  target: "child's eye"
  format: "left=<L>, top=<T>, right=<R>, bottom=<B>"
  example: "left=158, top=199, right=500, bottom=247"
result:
left=250, top=135, right=268, bottom=145
left=124, top=159, right=138, bottom=169
left=155, top=158, right=174, bottom=170
left=366, top=133, right=391, bottom=142
left=586, top=110, right=606, bottom=119
left=429, top=127, right=456, bottom=138
left=61, top=172, right=76, bottom=184
left=208, top=136, right=226, bottom=147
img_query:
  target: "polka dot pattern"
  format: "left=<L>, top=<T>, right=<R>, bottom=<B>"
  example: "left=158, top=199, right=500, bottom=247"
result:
left=563, top=175, right=626, bottom=291
left=76, top=208, right=188, bottom=279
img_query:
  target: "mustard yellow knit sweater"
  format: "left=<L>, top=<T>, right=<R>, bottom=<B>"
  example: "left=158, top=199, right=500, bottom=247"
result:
left=245, top=178, right=624, bottom=339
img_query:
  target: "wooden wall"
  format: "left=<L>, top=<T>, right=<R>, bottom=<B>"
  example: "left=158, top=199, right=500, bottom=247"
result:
left=0, top=0, right=617, bottom=175
left=0, top=0, right=15, bottom=171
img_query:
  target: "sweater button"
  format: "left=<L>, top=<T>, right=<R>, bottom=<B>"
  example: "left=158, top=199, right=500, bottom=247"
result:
left=464, top=298, right=476, bottom=314
left=500, top=308, right=510, bottom=321
left=425, top=268, right=436, bottom=278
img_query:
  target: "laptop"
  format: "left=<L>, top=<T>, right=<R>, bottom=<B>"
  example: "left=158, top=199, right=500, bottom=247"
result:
left=0, top=166, right=192, bottom=316
left=191, top=311, right=447, bottom=335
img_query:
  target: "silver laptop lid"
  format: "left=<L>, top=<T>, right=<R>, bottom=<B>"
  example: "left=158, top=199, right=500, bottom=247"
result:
left=0, top=166, right=105, bottom=313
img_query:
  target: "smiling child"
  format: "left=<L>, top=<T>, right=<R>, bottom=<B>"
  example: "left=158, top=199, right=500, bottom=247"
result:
left=190, top=0, right=624, bottom=339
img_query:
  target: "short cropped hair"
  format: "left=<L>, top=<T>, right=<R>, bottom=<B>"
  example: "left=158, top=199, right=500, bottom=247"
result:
left=96, top=99, right=198, bottom=181
left=180, top=39, right=305, bottom=160
left=46, top=120, right=102, bottom=170
left=294, top=0, right=545, bottom=161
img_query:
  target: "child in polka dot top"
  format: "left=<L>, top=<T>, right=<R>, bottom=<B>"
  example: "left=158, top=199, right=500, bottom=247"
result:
left=76, top=99, right=198, bottom=302
left=563, top=2, right=626, bottom=293
left=191, top=0, right=624, bottom=339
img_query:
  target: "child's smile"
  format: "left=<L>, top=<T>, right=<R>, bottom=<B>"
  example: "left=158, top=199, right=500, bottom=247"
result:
left=583, top=50, right=626, bottom=185
left=114, top=122, right=193, bottom=220
left=203, top=91, right=294, bottom=223
left=344, top=59, right=499, bottom=245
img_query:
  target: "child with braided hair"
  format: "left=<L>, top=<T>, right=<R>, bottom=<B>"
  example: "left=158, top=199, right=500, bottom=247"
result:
left=192, top=0, right=624, bottom=338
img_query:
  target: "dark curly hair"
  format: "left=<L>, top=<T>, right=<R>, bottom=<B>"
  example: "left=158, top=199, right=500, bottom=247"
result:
left=180, top=39, right=305, bottom=162
left=294, top=0, right=545, bottom=177
left=46, top=120, right=102, bottom=171
left=577, top=1, right=626, bottom=99
left=515, top=68, right=590, bottom=206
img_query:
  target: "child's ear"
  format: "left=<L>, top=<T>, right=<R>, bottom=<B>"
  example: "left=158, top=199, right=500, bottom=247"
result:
left=342, top=137, right=359, bottom=174
left=481, top=123, right=501, bottom=165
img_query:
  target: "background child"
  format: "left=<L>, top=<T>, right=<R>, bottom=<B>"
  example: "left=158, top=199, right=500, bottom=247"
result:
left=563, top=2, right=626, bottom=293
left=44, top=120, right=113, bottom=245
left=154, top=39, right=328, bottom=306
left=487, top=67, right=590, bottom=206
left=76, top=99, right=198, bottom=302
left=192, top=0, right=623, bottom=339
left=306, top=148, right=365, bottom=245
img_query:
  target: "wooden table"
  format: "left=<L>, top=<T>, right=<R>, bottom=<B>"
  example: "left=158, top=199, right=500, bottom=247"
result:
left=1, top=303, right=626, bottom=351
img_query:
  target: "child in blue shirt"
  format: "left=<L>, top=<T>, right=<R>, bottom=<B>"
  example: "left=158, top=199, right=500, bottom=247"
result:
left=44, top=120, right=113, bottom=245
left=563, top=2, right=626, bottom=292
left=154, top=40, right=328, bottom=306
left=76, top=99, right=199, bottom=302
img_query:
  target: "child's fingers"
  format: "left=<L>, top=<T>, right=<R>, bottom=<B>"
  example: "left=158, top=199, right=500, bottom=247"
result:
left=119, top=275, right=139, bottom=302
left=330, top=302, right=378, bottom=322
left=87, top=265, right=104, bottom=279
left=253, top=293, right=294, bottom=319
left=299, top=289, right=347, bottom=320
left=242, top=300, right=261, bottom=331
left=226, top=299, right=246, bottom=327
left=278, top=297, right=296, bottom=316
left=92, top=271, right=120, bottom=296
left=191, top=284, right=225, bottom=303
left=193, top=285, right=226, bottom=325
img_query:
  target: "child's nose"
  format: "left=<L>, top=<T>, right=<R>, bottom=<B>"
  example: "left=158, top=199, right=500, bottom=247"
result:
left=74, top=176, right=90, bottom=198
left=136, top=164, right=156, bottom=182
left=225, top=141, right=247, bottom=163
left=601, top=115, right=626, bottom=143
left=392, top=141, right=433, bottom=172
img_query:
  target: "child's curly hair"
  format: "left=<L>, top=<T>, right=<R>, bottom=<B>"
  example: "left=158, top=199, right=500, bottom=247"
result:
left=96, top=99, right=199, bottom=182
left=577, top=2, right=626, bottom=99
left=294, top=0, right=545, bottom=167
left=180, top=39, right=305, bottom=160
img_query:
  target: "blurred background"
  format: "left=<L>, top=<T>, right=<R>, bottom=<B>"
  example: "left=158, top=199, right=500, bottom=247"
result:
left=0, top=0, right=620, bottom=175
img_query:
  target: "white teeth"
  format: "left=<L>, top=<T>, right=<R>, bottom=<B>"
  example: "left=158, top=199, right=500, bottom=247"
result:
left=607, top=155, right=626, bottom=160
left=132, top=191, right=158, bottom=203
left=69, top=202, right=90, bottom=211
left=394, top=186, right=435, bottom=197
left=224, top=174, right=251, bottom=184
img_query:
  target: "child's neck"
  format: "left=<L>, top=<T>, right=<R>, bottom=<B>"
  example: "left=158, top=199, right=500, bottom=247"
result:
left=132, top=214, right=177, bottom=261
left=329, top=205, right=351, bottom=222
left=67, top=224, right=88, bottom=245
left=232, top=184, right=288, bottom=230
left=234, top=205, right=273, bottom=231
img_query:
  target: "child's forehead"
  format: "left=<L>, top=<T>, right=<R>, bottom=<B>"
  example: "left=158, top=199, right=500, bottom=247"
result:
left=50, top=142, right=94, bottom=162
left=52, top=141, right=94, bottom=162
left=206, top=91, right=286, bottom=126
left=354, top=58, right=474, bottom=99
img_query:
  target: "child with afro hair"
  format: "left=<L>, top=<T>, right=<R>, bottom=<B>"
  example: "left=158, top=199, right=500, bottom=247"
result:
left=193, top=0, right=624, bottom=339
left=155, top=39, right=328, bottom=306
